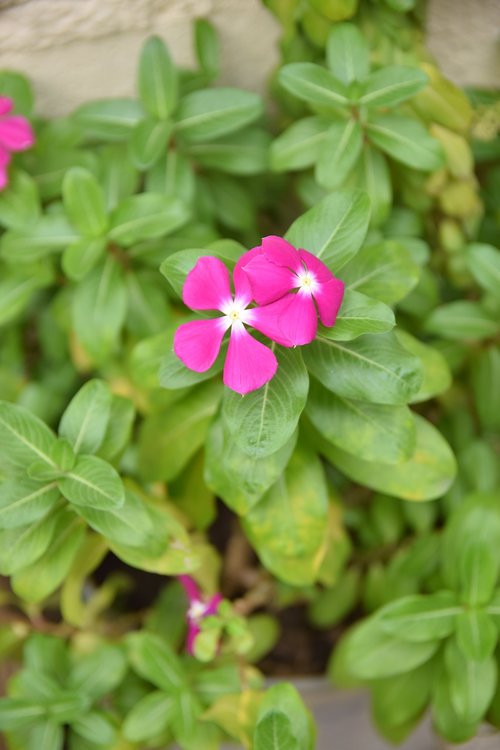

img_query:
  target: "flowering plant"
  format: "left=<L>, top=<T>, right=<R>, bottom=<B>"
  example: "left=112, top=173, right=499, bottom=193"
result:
left=0, top=4, right=499, bottom=750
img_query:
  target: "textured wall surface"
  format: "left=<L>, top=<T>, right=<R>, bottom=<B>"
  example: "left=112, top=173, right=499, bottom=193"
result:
left=0, top=0, right=498, bottom=115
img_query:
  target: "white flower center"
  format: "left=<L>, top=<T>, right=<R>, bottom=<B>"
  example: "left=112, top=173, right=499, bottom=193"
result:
left=221, top=298, right=250, bottom=326
left=188, top=600, right=207, bottom=621
left=295, top=269, right=318, bottom=294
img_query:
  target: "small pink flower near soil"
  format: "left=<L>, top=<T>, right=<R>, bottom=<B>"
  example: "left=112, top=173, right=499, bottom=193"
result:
left=178, top=575, right=223, bottom=655
left=0, top=96, right=35, bottom=190
left=241, top=235, right=345, bottom=347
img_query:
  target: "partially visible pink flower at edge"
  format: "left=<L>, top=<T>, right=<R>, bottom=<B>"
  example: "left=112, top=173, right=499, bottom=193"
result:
left=0, top=96, right=35, bottom=191
left=241, top=235, right=345, bottom=347
left=178, top=575, right=223, bottom=655
left=173, top=255, right=282, bottom=395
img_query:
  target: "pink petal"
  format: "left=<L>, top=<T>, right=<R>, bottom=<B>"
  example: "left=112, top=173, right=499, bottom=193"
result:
left=223, top=324, right=278, bottom=395
left=0, top=116, right=35, bottom=152
left=0, top=98, right=13, bottom=116
left=183, top=256, right=232, bottom=311
left=0, top=146, right=11, bottom=191
left=0, top=144, right=11, bottom=167
left=299, top=249, right=335, bottom=283
left=204, top=593, right=223, bottom=616
left=186, top=623, right=200, bottom=655
left=262, top=236, right=302, bottom=272
left=276, top=292, right=319, bottom=346
left=246, top=300, right=296, bottom=347
left=174, top=317, right=229, bottom=372
left=314, top=277, right=345, bottom=328
left=242, top=253, right=295, bottom=305
left=178, top=575, right=200, bottom=603
left=233, top=246, right=262, bottom=306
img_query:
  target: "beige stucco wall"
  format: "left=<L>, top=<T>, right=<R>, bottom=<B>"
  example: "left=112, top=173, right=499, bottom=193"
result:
left=0, top=0, right=498, bottom=117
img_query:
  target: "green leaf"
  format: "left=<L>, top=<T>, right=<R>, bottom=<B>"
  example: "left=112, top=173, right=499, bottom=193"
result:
left=352, top=143, right=392, bottom=227
left=99, top=143, right=139, bottom=211
left=129, top=117, right=171, bottom=170
left=303, top=331, right=423, bottom=405
left=343, top=616, right=439, bottom=680
left=138, top=36, right=178, bottom=120
left=471, top=347, right=500, bottom=432
left=465, top=243, right=500, bottom=298
left=73, top=98, right=144, bottom=140
left=0, top=401, right=57, bottom=474
left=58, top=455, right=124, bottom=510
left=367, top=113, right=444, bottom=171
left=445, top=639, right=497, bottom=724
left=62, top=168, right=108, bottom=239
left=0, top=699, right=46, bottom=731
left=175, top=88, right=263, bottom=143
left=0, top=503, right=63, bottom=575
left=109, top=194, right=189, bottom=247
left=145, top=149, right=195, bottom=202
left=456, top=610, right=498, bottom=661
left=0, top=478, right=59, bottom=529
left=127, top=632, right=185, bottom=692
left=123, top=691, right=175, bottom=742
left=27, top=720, right=64, bottom=750
left=185, top=127, right=270, bottom=175
left=97, top=394, right=135, bottom=462
left=11, top=511, right=85, bottom=602
left=378, top=592, right=461, bottom=642
left=328, top=289, right=395, bottom=340
left=195, top=19, right=219, bottom=79
left=0, top=71, right=34, bottom=116
left=395, top=330, right=451, bottom=403
left=71, top=711, right=117, bottom=746
left=244, top=443, right=328, bottom=574
left=72, top=257, right=127, bottom=362
left=306, top=379, right=415, bottom=463
left=256, top=684, right=314, bottom=750
left=223, top=347, right=308, bottom=458
left=285, top=190, right=370, bottom=272
left=62, top=237, right=107, bottom=281
left=205, top=418, right=297, bottom=515
left=24, top=634, right=69, bottom=683
left=270, top=117, right=331, bottom=172
left=432, top=669, right=478, bottom=744
left=68, top=644, right=127, bottom=699
left=138, top=382, right=221, bottom=481
left=254, top=711, right=299, bottom=750
left=359, top=66, right=428, bottom=108
left=459, top=540, right=499, bottom=606
left=59, top=380, right=112, bottom=455
left=315, top=119, right=362, bottom=190
left=278, top=63, right=350, bottom=109
left=0, top=214, right=78, bottom=263
left=318, top=414, right=456, bottom=501
left=0, top=271, right=52, bottom=327
left=340, top=239, right=420, bottom=304
left=371, top=660, right=434, bottom=735
left=424, top=301, right=499, bottom=341
left=326, top=23, right=369, bottom=85
left=44, top=691, right=91, bottom=725
left=0, top=170, right=40, bottom=230
left=159, top=240, right=244, bottom=298
left=308, top=568, right=360, bottom=629
left=126, top=270, right=169, bottom=337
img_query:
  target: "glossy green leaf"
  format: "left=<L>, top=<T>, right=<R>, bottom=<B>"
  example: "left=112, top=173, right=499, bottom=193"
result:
left=0, top=503, right=64, bottom=575
left=278, top=63, right=350, bottom=109
left=0, top=699, right=46, bottom=731
left=459, top=540, right=499, bottom=606
left=445, top=639, right=497, bottom=724
left=223, top=347, right=308, bottom=458
left=432, top=669, right=478, bottom=744
left=379, top=592, right=461, bottom=642
left=319, top=414, right=456, bottom=501
left=359, top=66, right=428, bottom=108
left=129, top=117, right=171, bottom=170
left=0, top=214, right=78, bottom=263
left=62, top=167, right=108, bottom=238
left=138, top=36, right=178, bottom=120
left=109, top=193, right=190, bottom=247
left=315, top=119, right=362, bottom=190
left=62, top=237, right=107, bottom=281
left=58, top=455, right=124, bottom=510
left=471, top=347, right=500, bottom=432
left=125, top=270, right=169, bottom=337
left=0, top=271, right=52, bottom=327
left=395, top=330, right=451, bottom=403
left=68, top=644, right=127, bottom=699
left=308, top=568, right=360, bottom=629
left=0, top=400, right=57, bottom=473
left=285, top=190, right=370, bottom=272
left=254, top=711, right=299, bottom=750
left=73, top=98, right=144, bottom=140
left=195, top=19, right=219, bottom=78
left=59, top=380, right=112, bottom=455
left=328, top=289, right=395, bottom=340
left=99, top=143, right=139, bottom=211
left=456, top=610, right=498, bottom=661
left=424, top=301, right=499, bottom=341
left=0, top=170, right=40, bottom=230
left=465, top=243, right=500, bottom=298
left=367, top=113, right=444, bottom=171
left=326, top=23, right=369, bottom=85
left=306, top=379, right=415, bottom=463
left=340, top=240, right=420, bottom=304
left=71, top=711, right=117, bottom=746
left=123, top=691, right=175, bottom=742
left=256, top=683, right=314, bottom=750
left=175, top=88, right=263, bottom=143
left=185, top=127, right=270, bottom=175
left=205, top=418, right=297, bottom=515
left=127, top=632, right=185, bottom=692
left=0, top=71, right=34, bottom=116
left=352, top=144, right=392, bottom=227
left=304, top=331, right=423, bottom=405
left=0, top=478, right=59, bottom=529
left=271, top=117, right=331, bottom=172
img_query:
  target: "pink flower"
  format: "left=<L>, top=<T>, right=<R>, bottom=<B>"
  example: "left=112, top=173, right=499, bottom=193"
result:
left=241, top=236, right=345, bottom=347
left=173, top=255, right=280, bottom=395
left=0, top=97, right=35, bottom=191
left=178, top=575, right=223, bottom=655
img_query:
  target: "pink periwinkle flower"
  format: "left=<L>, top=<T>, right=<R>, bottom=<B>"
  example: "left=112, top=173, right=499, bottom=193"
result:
left=241, top=235, right=345, bottom=347
left=0, top=97, right=35, bottom=191
left=173, top=255, right=283, bottom=395
left=178, top=575, right=223, bottom=655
